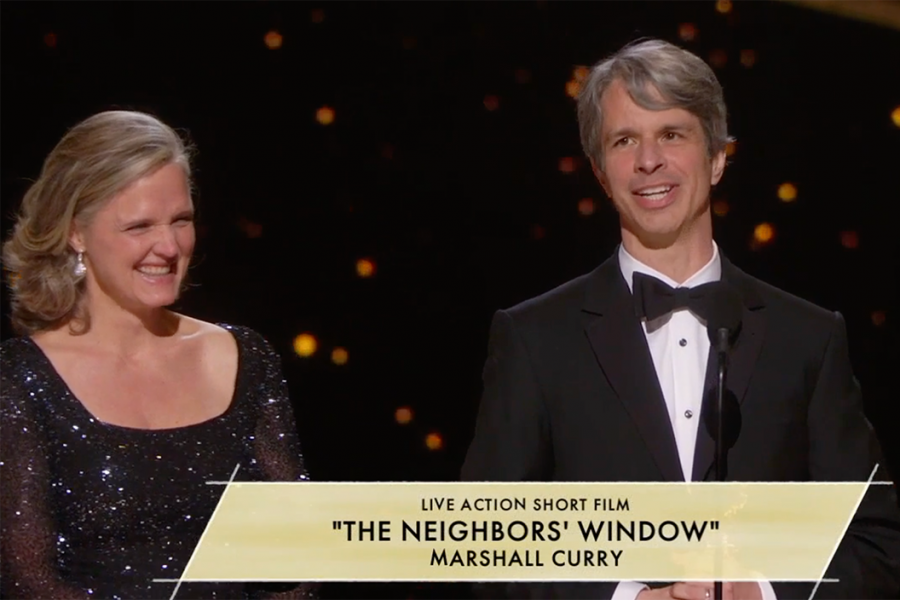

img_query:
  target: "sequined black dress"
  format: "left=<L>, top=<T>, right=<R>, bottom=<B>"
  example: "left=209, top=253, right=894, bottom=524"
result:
left=0, top=325, right=317, bottom=599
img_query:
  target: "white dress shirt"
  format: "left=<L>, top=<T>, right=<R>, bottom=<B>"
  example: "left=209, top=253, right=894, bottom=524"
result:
left=610, top=242, right=776, bottom=600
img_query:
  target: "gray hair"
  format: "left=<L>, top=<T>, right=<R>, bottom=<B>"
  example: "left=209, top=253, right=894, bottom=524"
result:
left=2, top=110, right=194, bottom=335
left=577, top=38, right=733, bottom=169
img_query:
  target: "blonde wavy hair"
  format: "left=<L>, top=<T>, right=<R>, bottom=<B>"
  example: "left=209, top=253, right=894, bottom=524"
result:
left=2, top=110, right=194, bottom=336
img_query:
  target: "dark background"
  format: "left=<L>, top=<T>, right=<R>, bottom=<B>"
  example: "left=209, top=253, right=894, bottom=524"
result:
left=2, top=1, right=897, bottom=598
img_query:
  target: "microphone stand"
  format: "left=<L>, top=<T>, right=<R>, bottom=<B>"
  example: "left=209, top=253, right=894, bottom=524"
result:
left=713, top=327, right=729, bottom=600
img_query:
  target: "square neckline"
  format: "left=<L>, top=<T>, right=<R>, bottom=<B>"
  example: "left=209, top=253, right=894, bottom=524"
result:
left=21, top=324, right=246, bottom=434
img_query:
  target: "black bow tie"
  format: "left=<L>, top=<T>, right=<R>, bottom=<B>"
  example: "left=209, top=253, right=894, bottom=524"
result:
left=632, top=271, right=730, bottom=323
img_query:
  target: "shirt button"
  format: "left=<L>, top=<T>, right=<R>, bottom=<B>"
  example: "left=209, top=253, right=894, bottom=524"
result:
left=679, top=338, right=688, bottom=347
left=684, top=410, right=693, bottom=419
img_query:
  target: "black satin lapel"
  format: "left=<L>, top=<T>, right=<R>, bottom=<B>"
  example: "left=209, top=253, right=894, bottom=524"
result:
left=692, top=305, right=766, bottom=481
left=585, top=291, right=685, bottom=483
left=726, top=307, right=766, bottom=407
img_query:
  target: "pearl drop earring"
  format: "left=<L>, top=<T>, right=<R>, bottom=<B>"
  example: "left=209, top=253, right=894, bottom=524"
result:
left=73, top=252, right=86, bottom=278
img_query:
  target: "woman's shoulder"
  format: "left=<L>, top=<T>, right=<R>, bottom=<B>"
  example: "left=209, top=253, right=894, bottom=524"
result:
left=1, top=336, right=39, bottom=369
left=1, top=337, right=47, bottom=414
left=178, top=316, right=279, bottom=360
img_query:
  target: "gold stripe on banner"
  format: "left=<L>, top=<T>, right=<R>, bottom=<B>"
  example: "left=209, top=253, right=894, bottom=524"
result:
left=777, top=0, right=900, bottom=32
left=177, top=481, right=867, bottom=582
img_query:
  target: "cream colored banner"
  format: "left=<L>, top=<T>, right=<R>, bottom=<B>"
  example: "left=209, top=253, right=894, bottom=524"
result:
left=179, top=482, right=866, bottom=582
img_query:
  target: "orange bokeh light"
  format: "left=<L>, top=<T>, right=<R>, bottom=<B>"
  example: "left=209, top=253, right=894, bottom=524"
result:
left=716, top=0, right=733, bottom=14
left=264, top=30, right=283, bottom=50
left=778, top=183, right=798, bottom=202
left=871, top=311, right=886, bottom=327
left=578, top=198, right=595, bottom=216
left=331, top=347, right=349, bottom=365
left=395, top=407, right=413, bottom=425
left=356, top=258, right=376, bottom=278
left=293, top=333, right=317, bottom=357
left=425, top=432, right=443, bottom=450
left=316, top=106, right=335, bottom=125
left=840, top=231, right=859, bottom=249
left=754, top=223, right=775, bottom=244
left=713, top=200, right=730, bottom=217
left=558, top=157, right=577, bottom=173
left=484, top=95, right=500, bottom=111
left=740, top=49, right=757, bottom=68
left=678, top=23, right=698, bottom=42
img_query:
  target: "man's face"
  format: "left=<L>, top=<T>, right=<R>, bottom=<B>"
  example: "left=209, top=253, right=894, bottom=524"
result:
left=594, top=79, right=726, bottom=249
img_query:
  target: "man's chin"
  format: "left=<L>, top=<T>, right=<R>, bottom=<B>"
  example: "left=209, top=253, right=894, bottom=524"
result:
left=627, top=226, right=682, bottom=250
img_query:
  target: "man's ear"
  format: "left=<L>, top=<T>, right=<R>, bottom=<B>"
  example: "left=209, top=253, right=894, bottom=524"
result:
left=591, top=157, right=611, bottom=198
left=710, top=149, right=726, bottom=186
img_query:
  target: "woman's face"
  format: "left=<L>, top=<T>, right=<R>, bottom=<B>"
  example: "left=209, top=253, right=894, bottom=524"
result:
left=72, top=162, right=196, bottom=315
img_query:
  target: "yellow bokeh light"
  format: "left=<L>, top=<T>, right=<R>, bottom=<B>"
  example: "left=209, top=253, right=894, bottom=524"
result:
left=356, top=258, right=376, bottom=278
left=316, top=106, right=335, bottom=125
left=777, top=183, right=798, bottom=202
left=678, top=23, right=698, bottom=42
left=754, top=223, right=775, bottom=244
left=565, top=79, right=581, bottom=98
left=840, top=231, right=859, bottom=249
left=264, top=30, right=283, bottom=50
left=716, top=0, right=733, bottom=14
left=891, top=107, right=900, bottom=127
left=331, top=347, right=349, bottom=365
left=871, top=311, right=886, bottom=327
left=578, top=198, right=595, bottom=216
left=425, top=432, right=443, bottom=451
left=293, top=333, right=317, bottom=357
left=713, top=200, right=730, bottom=217
left=484, top=95, right=500, bottom=111
left=395, top=407, right=413, bottom=425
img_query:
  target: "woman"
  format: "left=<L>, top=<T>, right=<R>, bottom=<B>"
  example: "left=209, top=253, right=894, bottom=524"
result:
left=0, top=110, right=316, bottom=599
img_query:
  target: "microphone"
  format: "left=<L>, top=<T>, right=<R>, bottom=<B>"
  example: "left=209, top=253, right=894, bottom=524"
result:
left=702, top=282, right=743, bottom=600
left=704, top=284, right=743, bottom=351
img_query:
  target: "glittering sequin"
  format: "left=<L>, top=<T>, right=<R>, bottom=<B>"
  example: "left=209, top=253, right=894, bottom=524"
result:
left=1, top=325, right=317, bottom=599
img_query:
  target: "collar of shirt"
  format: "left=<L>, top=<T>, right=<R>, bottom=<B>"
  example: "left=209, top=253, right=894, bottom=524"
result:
left=617, top=241, right=722, bottom=293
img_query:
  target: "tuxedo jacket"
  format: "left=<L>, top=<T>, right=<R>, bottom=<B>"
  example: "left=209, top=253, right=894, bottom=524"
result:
left=461, top=251, right=900, bottom=599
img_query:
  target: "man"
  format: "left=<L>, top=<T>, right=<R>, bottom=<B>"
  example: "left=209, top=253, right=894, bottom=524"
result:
left=461, top=39, right=900, bottom=600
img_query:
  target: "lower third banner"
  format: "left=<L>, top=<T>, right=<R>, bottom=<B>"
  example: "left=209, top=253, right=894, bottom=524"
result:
left=176, top=481, right=868, bottom=582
